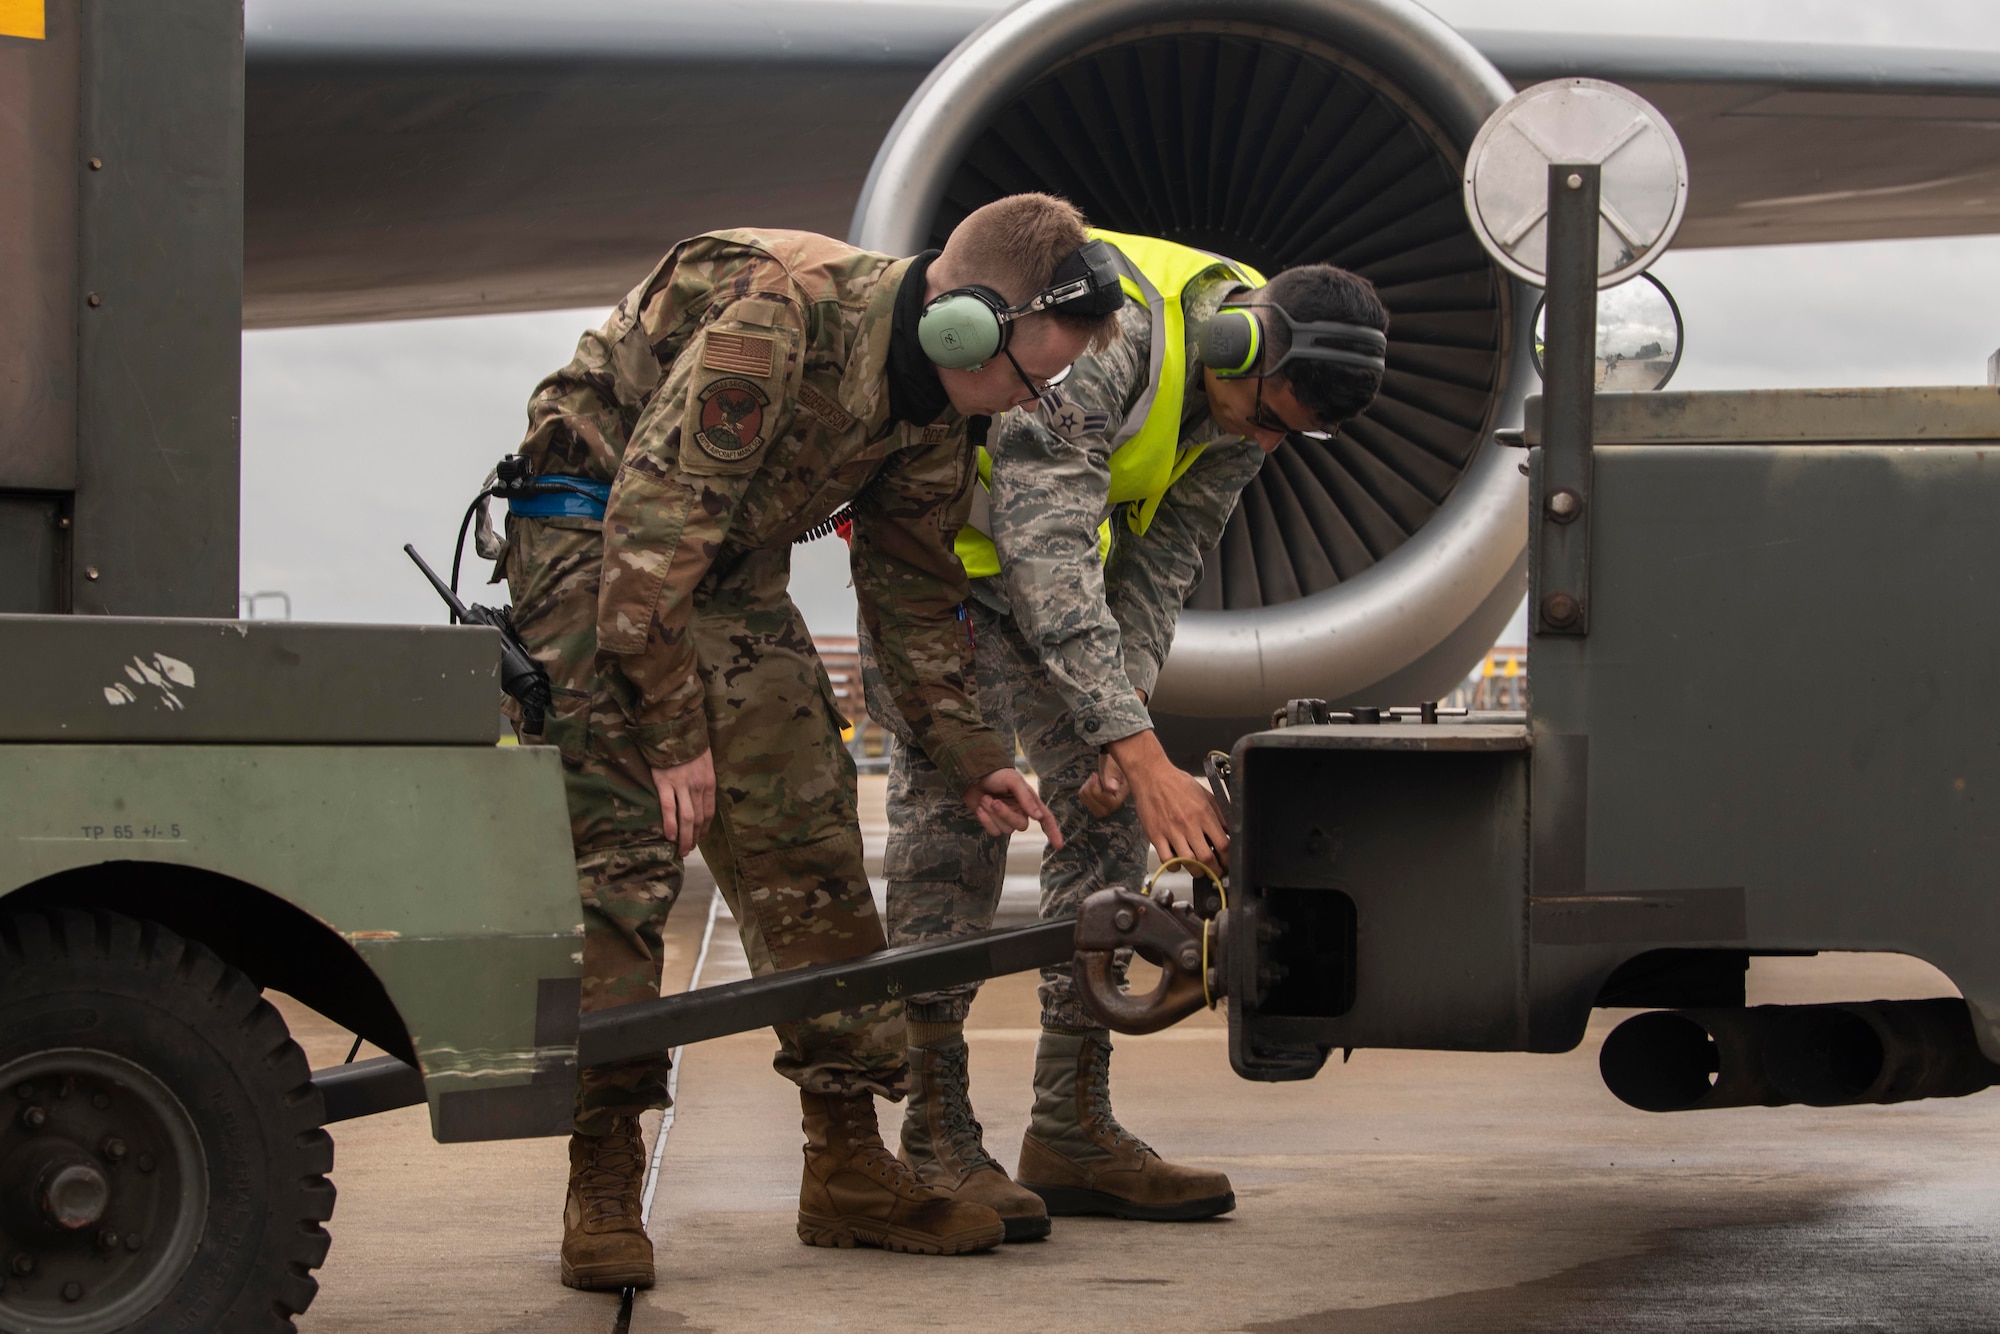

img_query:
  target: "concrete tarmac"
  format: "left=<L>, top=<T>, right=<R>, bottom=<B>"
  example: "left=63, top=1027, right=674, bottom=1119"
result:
left=285, top=781, right=2000, bottom=1333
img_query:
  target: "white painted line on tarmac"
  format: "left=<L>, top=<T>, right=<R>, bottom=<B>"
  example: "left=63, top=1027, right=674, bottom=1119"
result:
left=641, top=887, right=723, bottom=1226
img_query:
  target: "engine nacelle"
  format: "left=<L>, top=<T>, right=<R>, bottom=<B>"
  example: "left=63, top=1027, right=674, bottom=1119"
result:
left=851, top=0, right=1534, bottom=750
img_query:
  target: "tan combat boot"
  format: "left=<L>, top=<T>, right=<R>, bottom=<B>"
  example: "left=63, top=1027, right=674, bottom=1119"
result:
left=560, top=1116, right=655, bottom=1290
left=901, top=1032, right=1052, bottom=1242
left=1017, top=1029, right=1236, bottom=1221
left=798, top=1090, right=1007, bottom=1254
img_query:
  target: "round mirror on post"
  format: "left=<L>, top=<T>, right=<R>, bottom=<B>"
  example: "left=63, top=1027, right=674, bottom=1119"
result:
left=1463, top=78, right=1689, bottom=289
left=1531, top=272, right=1685, bottom=390
left=1463, top=77, right=1689, bottom=642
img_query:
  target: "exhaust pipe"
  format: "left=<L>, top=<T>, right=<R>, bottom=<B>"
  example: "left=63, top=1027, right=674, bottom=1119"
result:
left=1598, top=1007, right=1786, bottom=1113
left=1764, top=998, right=2000, bottom=1107
left=1601, top=998, right=2000, bottom=1113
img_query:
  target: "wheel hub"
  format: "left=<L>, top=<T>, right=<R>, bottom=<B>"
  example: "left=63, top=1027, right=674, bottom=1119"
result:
left=0, top=1049, right=208, bottom=1332
left=40, top=1162, right=110, bottom=1231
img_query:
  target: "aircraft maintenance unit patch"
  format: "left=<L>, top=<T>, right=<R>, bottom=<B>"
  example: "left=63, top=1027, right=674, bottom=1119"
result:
left=695, top=377, right=771, bottom=461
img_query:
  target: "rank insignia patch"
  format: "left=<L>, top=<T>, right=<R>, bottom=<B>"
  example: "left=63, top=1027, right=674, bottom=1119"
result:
left=695, top=377, right=771, bottom=461
left=1039, top=390, right=1111, bottom=441
left=701, top=330, right=776, bottom=377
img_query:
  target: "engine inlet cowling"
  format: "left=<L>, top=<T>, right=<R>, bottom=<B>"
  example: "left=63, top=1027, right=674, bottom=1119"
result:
left=853, top=0, right=1533, bottom=743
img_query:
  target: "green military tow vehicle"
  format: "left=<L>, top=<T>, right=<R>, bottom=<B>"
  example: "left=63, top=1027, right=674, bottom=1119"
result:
left=0, top=619, right=581, bottom=1328
left=1, top=5, right=587, bottom=1327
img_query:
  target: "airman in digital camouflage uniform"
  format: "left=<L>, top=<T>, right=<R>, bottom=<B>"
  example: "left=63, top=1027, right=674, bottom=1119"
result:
left=497, top=194, right=1119, bottom=1288
left=864, top=235, right=1389, bottom=1238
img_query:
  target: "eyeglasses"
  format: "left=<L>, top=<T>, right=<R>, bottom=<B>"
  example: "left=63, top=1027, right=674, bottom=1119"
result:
left=1252, top=376, right=1334, bottom=442
left=1001, top=346, right=1074, bottom=404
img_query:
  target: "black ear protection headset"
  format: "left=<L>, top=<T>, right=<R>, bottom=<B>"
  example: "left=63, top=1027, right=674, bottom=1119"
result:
left=918, top=239, right=1125, bottom=371
left=1199, top=302, right=1389, bottom=380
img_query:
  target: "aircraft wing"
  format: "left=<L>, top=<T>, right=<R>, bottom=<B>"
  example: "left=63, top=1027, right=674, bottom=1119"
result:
left=245, top=0, right=994, bottom=326
left=245, top=2, right=2000, bottom=326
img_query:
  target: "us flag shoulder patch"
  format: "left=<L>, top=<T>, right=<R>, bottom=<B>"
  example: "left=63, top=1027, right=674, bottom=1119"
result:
left=702, top=330, right=775, bottom=377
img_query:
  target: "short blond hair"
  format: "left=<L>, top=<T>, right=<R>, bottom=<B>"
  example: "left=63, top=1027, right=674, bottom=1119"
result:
left=940, top=193, right=1120, bottom=352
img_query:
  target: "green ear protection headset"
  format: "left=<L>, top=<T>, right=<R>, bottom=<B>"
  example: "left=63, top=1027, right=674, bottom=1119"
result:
left=918, top=239, right=1125, bottom=371
left=1200, top=302, right=1389, bottom=379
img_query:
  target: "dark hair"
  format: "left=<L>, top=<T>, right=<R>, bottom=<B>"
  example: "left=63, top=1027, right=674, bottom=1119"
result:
left=1258, top=264, right=1389, bottom=428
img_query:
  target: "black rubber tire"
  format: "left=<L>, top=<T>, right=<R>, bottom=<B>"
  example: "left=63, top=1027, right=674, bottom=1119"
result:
left=0, top=909, right=335, bottom=1332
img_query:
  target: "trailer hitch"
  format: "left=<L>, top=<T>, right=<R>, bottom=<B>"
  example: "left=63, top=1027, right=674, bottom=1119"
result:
left=1073, top=860, right=1229, bottom=1035
left=1072, top=758, right=1239, bottom=1034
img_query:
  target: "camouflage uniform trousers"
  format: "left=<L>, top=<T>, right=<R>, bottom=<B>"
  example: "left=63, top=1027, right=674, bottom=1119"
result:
left=506, top=514, right=906, bottom=1135
left=863, top=598, right=1147, bottom=1029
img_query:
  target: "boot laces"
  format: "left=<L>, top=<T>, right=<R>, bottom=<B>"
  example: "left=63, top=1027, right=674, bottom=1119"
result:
left=834, top=1102, right=931, bottom=1192
left=577, top=1125, right=646, bottom=1226
left=1082, top=1041, right=1152, bottom=1157
left=861, top=1142, right=923, bottom=1187
left=931, top=1043, right=997, bottom=1173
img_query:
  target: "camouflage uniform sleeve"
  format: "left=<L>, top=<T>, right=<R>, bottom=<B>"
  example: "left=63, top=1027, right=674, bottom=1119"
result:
left=517, top=267, right=673, bottom=479
left=596, top=263, right=807, bottom=770
left=1103, top=435, right=1264, bottom=700
left=986, top=302, right=1155, bottom=746
left=851, top=430, right=1015, bottom=794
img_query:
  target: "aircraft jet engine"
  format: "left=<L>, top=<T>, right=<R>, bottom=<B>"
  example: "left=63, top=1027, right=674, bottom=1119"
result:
left=851, top=0, right=1533, bottom=747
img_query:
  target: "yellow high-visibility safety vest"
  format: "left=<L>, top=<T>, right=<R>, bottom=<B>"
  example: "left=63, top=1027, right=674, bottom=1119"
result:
left=954, top=230, right=1266, bottom=579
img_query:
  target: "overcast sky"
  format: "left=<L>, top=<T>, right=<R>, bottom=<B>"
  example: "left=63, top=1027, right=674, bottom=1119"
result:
left=240, top=0, right=2000, bottom=638
left=1429, top=0, right=1995, bottom=44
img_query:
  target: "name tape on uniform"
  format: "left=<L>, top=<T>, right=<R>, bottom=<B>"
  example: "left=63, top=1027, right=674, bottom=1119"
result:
left=796, top=382, right=854, bottom=434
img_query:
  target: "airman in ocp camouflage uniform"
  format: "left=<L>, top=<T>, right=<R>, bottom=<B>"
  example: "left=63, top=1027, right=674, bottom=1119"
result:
left=496, top=200, right=1107, bottom=1288
left=864, top=234, right=1390, bottom=1237
left=869, top=261, right=1258, bottom=999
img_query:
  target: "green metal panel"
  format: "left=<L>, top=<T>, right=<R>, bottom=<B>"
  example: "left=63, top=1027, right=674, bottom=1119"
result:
left=0, top=1, right=81, bottom=611
left=0, top=0, right=79, bottom=495
left=0, top=499, right=70, bottom=614
left=1525, top=385, right=2000, bottom=446
left=72, top=0, right=243, bottom=615
left=1529, top=390, right=2000, bottom=1058
left=0, top=743, right=581, bottom=1138
left=0, top=615, right=508, bottom=744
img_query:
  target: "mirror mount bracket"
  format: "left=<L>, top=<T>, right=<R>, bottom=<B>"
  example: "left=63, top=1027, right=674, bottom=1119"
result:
left=1536, top=162, right=1599, bottom=639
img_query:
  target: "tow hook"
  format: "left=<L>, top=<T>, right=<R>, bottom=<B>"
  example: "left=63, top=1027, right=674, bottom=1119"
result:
left=1073, top=859, right=1230, bottom=1034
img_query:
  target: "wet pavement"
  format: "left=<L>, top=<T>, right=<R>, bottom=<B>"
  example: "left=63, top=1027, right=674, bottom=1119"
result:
left=283, top=781, right=2000, bottom=1333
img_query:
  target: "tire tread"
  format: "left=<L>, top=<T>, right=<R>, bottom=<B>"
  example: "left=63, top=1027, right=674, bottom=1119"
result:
left=0, top=908, right=337, bottom=1331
